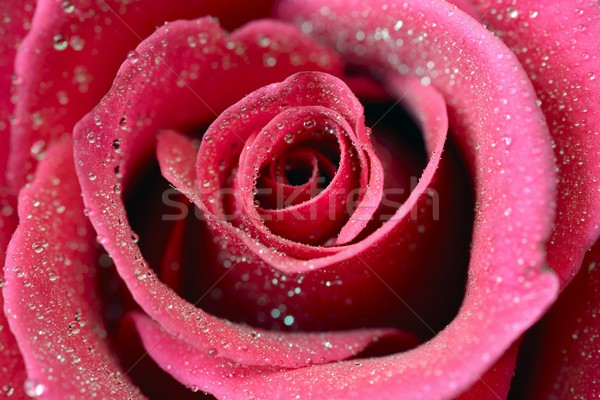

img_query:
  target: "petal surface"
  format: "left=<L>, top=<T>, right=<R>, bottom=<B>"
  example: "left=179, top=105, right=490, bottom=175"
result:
left=8, top=0, right=275, bottom=191
left=468, top=0, right=600, bottom=287
left=3, top=140, right=142, bottom=399
left=527, top=239, right=600, bottom=399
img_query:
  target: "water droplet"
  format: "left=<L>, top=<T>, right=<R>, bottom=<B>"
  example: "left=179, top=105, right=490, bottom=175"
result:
left=284, top=133, right=294, bottom=143
left=52, top=34, right=68, bottom=51
left=126, top=50, right=139, bottom=64
left=87, top=132, right=96, bottom=143
left=303, top=119, right=316, bottom=130
left=32, top=241, right=47, bottom=254
left=30, top=140, right=46, bottom=160
left=131, top=233, right=139, bottom=243
left=88, top=172, right=97, bottom=181
left=263, top=55, right=277, bottom=67
left=24, top=380, right=46, bottom=397
left=60, top=0, right=75, bottom=13
left=70, top=35, right=85, bottom=51
left=48, top=269, right=59, bottom=282
left=67, top=321, right=80, bottom=335
left=112, top=139, right=121, bottom=150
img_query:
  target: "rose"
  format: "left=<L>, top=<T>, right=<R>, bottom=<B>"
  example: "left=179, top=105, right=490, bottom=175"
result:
left=1, top=0, right=598, bottom=399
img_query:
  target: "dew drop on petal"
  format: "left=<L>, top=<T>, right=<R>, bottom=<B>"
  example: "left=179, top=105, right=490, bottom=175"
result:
left=127, top=50, right=139, bottom=64
left=60, top=0, right=75, bottom=13
left=52, top=34, right=68, bottom=51
left=24, top=380, right=46, bottom=397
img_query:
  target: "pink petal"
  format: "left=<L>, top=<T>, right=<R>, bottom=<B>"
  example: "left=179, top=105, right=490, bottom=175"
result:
left=197, top=0, right=569, bottom=397
left=8, top=0, right=276, bottom=191
left=0, top=189, right=27, bottom=399
left=527, top=239, right=600, bottom=399
left=0, top=0, right=34, bottom=185
left=0, top=1, right=33, bottom=384
left=160, top=70, right=472, bottom=334
left=454, top=343, right=519, bottom=400
left=75, top=18, right=395, bottom=368
left=3, top=139, right=142, bottom=399
left=157, top=128, right=409, bottom=363
left=130, top=311, right=418, bottom=398
left=467, top=1, right=600, bottom=287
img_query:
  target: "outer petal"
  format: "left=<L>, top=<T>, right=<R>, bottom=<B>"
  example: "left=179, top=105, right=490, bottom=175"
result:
left=468, top=0, right=600, bottom=286
left=8, top=0, right=275, bottom=191
left=3, top=140, right=142, bottom=399
left=0, top=0, right=34, bottom=186
left=527, top=239, right=600, bottom=399
left=0, top=190, right=26, bottom=398
left=0, top=2, right=35, bottom=395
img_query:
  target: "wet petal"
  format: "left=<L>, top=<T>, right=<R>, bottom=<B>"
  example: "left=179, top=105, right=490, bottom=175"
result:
left=527, top=239, right=600, bottom=399
left=468, top=0, right=600, bottom=287
left=8, top=0, right=275, bottom=191
left=3, top=139, right=142, bottom=398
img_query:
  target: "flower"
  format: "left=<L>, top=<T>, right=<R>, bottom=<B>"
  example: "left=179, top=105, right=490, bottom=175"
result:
left=1, top=0, right=598, bottom=399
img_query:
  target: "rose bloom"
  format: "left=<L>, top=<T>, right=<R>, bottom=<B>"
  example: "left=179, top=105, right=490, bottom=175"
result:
left=0, top=0, right=598, bottom=399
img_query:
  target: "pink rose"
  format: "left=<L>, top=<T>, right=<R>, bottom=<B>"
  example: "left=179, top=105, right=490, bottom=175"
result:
left=1, top=0, right=598, bottom=399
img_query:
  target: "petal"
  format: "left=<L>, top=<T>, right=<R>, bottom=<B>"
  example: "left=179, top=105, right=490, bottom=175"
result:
left=0, top=189, right=26, bottom=398
left=3, top=139, right=142, bottom=399
left=0, top=1, right=33, bottom=384
left=8, top=0, right=276, bottom=191
left=74, top=18, right=397, bottom=369
left=0, top=0, right=34, bottom=185
left=159, top=71, right=473, bottom=335
left=129, top=311, right=418, bottom=398
left=454, top=343, right=518, bottom=400
left=468, top=1, right=600, bottom=286
left=527, top=239, right=600, bottom=399
left=210, top=0, right=565, bottom=397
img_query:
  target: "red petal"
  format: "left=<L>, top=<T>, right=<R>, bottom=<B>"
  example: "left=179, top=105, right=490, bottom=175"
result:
left=0, top=0, right=34, bottom=185
left=468, top=1, right=600, bottom=287
left=0, top=2, right=33, bottom=383
left=0, top=189, right=27, bottom=399
left=3, top=140, right=142, bottom=398
left=206, top=0, right=566, bottom=397
left=527, top=239, right=600, bottom=399
left=75, top=18, right=395, bottom=369
left=8, top=0, right=275, bottom=191
left=454, top=343, right=518, bottom=400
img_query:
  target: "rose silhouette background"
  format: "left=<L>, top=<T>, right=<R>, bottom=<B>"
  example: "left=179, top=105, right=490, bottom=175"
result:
left=0, top=0, right=599, bottom=399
